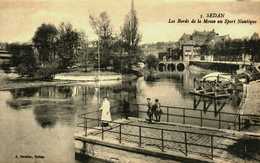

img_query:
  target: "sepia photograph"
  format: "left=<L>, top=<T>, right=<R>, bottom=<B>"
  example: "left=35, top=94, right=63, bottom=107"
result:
left=0, top=0, right=260, bottom=163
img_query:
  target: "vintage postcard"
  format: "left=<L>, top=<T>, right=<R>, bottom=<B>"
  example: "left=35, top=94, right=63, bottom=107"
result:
left=0, top=0, right=260, bottom=163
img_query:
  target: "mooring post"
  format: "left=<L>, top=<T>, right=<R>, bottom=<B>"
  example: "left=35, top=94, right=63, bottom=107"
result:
left=80, top=141, right=87, bottom=154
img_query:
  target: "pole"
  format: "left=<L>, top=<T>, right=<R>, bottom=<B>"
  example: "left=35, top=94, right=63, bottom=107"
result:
left=161, top=129, right=164, bottom=152
left=211, top=135, right=214, bottom=159
left=119, top=124, right=122, bottom=143
left=200, top=110, right=203, bottom=127
left=183, top=109, right=185, bottom=124
left=139, top=126, right=142, bottom=147
left=84, top=118, right=88, bottom=136
left=218, top=113, right=221, bottom=129
left=184, top=132, right=188, bottom=156
left=238, top=114, right=241, bottom=131
left=167, top=107, right=169, bottom=122
left=101, top=125, right=104, bottom=140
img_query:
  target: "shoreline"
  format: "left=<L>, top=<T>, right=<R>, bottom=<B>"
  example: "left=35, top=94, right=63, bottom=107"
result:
left=0, top=72, right=138, bottom=91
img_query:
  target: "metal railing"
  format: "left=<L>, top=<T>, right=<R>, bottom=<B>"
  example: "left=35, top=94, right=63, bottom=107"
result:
left=77, top=115, right=239, bottom=160
left=76, top=107, right=260, bottom=160
left=134, top=104, right=260, bottom=131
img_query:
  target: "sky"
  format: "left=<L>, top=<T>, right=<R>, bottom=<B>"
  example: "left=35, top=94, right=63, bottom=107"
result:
left=0, top=0, right=260, bottom=44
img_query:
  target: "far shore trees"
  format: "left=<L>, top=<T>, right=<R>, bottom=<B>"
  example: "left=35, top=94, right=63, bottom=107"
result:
left=8, top=22, right=88, bottom=80
left=56, top=23, right=83, bottom=69
left=32, top=23, right=58, bottom=65
left=7, top=43, right=38, bottom=77
left=205, top=33, right=260, bottom=62
left=120, top=0, right=142, bottom=69
left=89, top=12, right=114, bottom=70
left=145, top=54, right=159, bottom=70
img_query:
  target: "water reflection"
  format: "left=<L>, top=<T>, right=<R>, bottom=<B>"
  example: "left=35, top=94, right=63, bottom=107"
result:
left=0, top=67, right=244, bottom=163
left=10, top=87, right=39, bottom=98
left=34, top=104, right=58, bottom=128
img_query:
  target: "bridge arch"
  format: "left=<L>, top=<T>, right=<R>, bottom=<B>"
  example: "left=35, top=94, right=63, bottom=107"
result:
left=177, top=63, right=185, bottom=72
left=167, top=63, right=175, bottom=72
left=158, top=63, right=166, bottom=72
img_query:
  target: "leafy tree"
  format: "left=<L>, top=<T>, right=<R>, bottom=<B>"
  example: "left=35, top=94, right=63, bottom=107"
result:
left=7, top=43, right=38, bottom=77
left=32, top=23, right=58, bottom=65
left=56, top=22, right=82, bottom=69
left=89, top=12, right=113, bottom=69
left=77, top=31, right=89, bottom=71
left=120, top=2, right=142, bottom=67
left=145, top=54, right=159, bottom=70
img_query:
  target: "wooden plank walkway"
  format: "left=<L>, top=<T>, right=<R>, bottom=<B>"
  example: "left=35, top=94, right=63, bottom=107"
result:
left=75, top=118, right=247, bottom=162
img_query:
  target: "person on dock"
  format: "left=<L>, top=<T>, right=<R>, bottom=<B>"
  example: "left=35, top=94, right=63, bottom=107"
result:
left=99, top=97, right=112, bottom=127
left=146, top=98, right=153, bottom=122
left=122, top=97, right=130, bottom=120
left=154, top=99, right=162, bottom=122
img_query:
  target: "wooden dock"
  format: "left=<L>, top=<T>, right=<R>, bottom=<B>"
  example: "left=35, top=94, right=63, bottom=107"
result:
left=189, top=90, right=230, bottom=99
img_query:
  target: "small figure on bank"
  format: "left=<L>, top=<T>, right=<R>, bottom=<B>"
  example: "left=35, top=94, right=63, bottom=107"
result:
left=154, top=99, right=162, bottom=122
left=122, top=97, right=130, bottom=120
left=146, top=98, right=153, bottom=122
left=99, top=97, right=112, bottom=127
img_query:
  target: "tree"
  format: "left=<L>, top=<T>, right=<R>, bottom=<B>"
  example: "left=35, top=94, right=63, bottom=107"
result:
left=56, top=22, right=82, bottom=69
left=32, top=23, right=58, bottom=65
left=77, top=31, right=89, bottom=71
left=145, top=54, right=159, bottom=70
left=89, top=12, right=114, bottom=69
left=7, top=43, right=38, bottom=77
left=120, top=0, right=142, bottom=67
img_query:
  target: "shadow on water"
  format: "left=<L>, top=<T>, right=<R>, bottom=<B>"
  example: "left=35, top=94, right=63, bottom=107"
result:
left=33, top=104, right=58, bottom=128
left=75, top=153, right=111, bottom=163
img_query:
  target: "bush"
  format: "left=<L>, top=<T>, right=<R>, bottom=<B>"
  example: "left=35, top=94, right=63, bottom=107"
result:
left=34, top=64, right=59, bottom=80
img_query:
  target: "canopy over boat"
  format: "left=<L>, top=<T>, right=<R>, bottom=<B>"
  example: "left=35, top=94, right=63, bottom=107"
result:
left=201, top=72, right=232, bottom=82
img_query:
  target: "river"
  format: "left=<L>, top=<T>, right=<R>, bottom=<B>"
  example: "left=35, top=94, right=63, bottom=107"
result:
left=0, top=66, right=242, bottom=163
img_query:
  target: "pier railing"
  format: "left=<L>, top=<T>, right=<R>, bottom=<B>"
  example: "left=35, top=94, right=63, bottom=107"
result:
left=77, top=113, right=250, bottom=160
left=133, top=103, right=260, bottom=131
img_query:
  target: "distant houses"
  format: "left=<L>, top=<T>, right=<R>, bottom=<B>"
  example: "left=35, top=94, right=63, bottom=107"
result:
left=180, top=29, right=230, bottom=62
left=143, top=29, right=255, bottom=64
left=0, top=43, right=12, bottom=70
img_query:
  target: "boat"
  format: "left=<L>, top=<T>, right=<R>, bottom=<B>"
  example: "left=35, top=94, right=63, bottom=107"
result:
left=200, top=72, right=232, bottom=83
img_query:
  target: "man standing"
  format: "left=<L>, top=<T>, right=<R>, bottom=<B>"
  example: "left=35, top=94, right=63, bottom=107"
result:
left=154, top=99, right=162, bottom=122
left=122, top=97, right=130, bottom=119
left=146, top=98, right=153, bottom=122
left=99, top=97, right=112, bottom=127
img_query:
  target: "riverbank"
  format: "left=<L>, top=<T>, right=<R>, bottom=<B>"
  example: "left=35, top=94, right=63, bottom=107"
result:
left=0, top=71, right=138, bottom=91
left=240, top=80, right=260, bottom=132
left=54, top=71, right=122, bottom=81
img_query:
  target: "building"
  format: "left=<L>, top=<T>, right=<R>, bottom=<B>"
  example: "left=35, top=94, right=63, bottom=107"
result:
left=0, top=43, right=12, bottom=69
left=179, top=29, right=230, bottom=62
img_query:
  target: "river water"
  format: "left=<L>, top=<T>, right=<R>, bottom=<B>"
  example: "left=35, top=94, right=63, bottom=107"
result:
left=0, top=67, right=242, bottom=163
